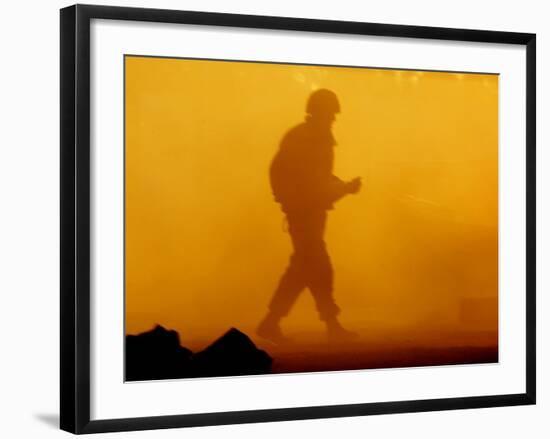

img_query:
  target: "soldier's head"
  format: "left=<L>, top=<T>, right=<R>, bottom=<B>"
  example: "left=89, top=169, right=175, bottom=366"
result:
left=306, top=89, right=340, bottom=125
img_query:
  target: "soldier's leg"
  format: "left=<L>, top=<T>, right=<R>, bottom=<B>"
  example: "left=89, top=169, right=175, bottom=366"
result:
left=309, top=253, right=357, bottom=340
left=307, top=241, right=340, bottom=322
left=305, top=212, right=358, bottom=340
left=267, top=252, right=306, bottom=319
left=295, top=211, right=339, bottom=320
left=258, top=254, right=306, bottom=343
left=258, top=215, right=307, bottom=343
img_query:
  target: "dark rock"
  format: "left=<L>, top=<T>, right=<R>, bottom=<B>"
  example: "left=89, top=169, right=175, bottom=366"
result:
left=190, top=328, right=272, bottom=377
left=126, top=325, right=193, bottom=381
left=125, top=325, right=272, bottom=381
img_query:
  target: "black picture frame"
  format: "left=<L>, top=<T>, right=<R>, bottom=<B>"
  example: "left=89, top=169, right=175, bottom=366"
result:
left=60, top=4, right=536, bottom=434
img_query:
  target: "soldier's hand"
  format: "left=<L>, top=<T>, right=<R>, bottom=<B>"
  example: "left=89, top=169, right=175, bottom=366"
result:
left=347, top=177, right=362, bottom=194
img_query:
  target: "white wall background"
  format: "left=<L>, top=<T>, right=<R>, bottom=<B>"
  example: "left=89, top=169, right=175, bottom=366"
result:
left=0, top=0, right=546, bottom=437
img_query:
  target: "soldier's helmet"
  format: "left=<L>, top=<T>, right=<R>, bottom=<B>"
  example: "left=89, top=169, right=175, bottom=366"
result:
left=306, top=89, right=341, bottom=116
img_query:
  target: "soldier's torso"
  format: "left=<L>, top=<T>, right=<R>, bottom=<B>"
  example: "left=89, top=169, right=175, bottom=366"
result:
left=270, top=121, right=336, bottom=213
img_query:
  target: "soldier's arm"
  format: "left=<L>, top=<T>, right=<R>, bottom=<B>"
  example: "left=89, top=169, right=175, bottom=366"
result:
left=326, top=175, right=348, bottom=203
left=329, top=175, right=362, bottom=202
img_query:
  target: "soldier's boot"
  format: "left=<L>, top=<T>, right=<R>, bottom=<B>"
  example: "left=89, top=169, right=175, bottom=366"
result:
left=257, top=312, right=292, bottom=345
left=325, top=316, right=359, bottom=342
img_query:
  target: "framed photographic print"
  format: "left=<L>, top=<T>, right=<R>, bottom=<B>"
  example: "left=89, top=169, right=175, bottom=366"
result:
left=60, top=4, right=536, bottom=434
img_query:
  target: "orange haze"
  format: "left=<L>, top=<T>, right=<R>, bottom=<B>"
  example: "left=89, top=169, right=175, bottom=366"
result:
left=125, top=56, right=498, bottom=356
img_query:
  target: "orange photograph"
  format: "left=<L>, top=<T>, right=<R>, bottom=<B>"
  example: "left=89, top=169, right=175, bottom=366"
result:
left=124, top=55, right=498, bottom=381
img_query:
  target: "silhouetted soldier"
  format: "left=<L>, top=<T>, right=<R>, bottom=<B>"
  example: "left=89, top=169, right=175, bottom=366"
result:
left=257, top=89, right=361, bottom=343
